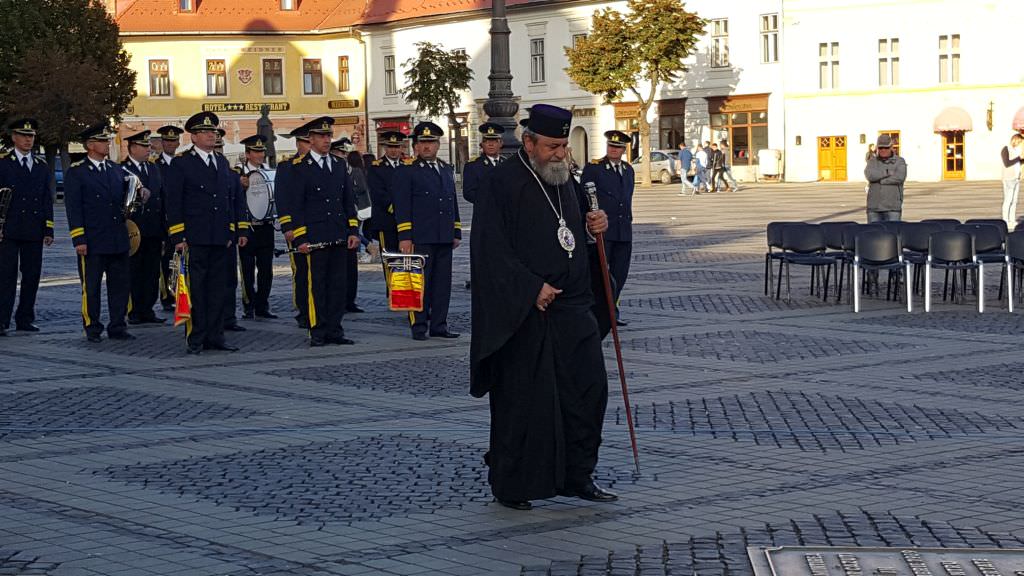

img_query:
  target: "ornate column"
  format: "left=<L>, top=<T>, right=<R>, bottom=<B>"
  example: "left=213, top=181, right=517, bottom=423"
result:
left=482, top=0, right=521, bottom=154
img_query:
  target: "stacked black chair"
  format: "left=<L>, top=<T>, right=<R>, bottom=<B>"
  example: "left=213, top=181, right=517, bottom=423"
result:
left=836, top=223, right=884, bottom=303
left=765, top=221, right=802, bottom=296
left=821, top=221, right=857, bottom=300
left=921, top=218, right=961, bottom=231
left=924, top=230, right=983, bottom=312
left=778, top=224, right=836, bottom=302
left=965, top=218, right=1008, bottom=239
left=900, top=221, right=942, bottom=295
left=1005, top=230, right=1024, bottom=312
left=852, top=230, right=911, bottom=313
left=956, top=223, right=1006, bottom=300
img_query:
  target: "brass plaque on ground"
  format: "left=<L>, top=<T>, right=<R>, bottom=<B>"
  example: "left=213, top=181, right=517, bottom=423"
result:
left=748, top=546, right=1024, bottom=576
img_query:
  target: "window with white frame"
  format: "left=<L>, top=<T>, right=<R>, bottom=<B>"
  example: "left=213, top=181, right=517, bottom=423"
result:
left=303, top=59, right=323, bottom=95
left=878, top=38, right=899, bottom=86
left=572, top=33, right=587, bottom=48
left=206, top=59, right=227, bottom=96
left=818, top=42, right=839, bottom=89
left=338, top=55, right=350, bottom=92
left=710, top=19, right=729, bottom=68
left=760, top=14, right=778, bottom=63
left=530, top=38, right=545, bottom=83
left=263, top=58, right=283, bottom=96
left=384, top=54, right=397, bottom=96
left=149, top=59, right=170, bottom=97
left=938, top=34, right=960, bottom=83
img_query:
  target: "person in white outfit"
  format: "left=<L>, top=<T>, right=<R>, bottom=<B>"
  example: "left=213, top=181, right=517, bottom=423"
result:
left=1000, top=134, right=1023, bottom=230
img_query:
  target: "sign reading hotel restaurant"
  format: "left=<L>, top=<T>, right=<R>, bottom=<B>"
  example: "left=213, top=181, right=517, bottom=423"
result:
left=327, top=100, right=360, bottom=110
left=201, top=102, right=290, bottom=113
left=748, top=546, right=1024, bottom=576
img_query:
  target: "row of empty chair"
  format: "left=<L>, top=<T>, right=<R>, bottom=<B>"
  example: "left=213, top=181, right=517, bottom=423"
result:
left=764, top=218, right=1024, bottom=313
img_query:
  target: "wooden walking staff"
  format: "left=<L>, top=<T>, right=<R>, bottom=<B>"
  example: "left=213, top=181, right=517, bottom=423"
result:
left=583, top=181, right=641, bottom=475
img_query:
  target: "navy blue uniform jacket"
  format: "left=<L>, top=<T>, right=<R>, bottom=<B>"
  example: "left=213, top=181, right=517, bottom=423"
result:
left=366, top=158, right=400, bottom=235
left=461, top=155, right=500, bottom=204
left=64, top=158, right=130, bottom=254
left=0, top=152, right=53, bottom=241
left=288, top=153, right=358, bottom=245
left=121, top=158, right=164, bottom=239
left=393, top=158, right=461, bottom=244
left=581, top=158, right=634, bottom=242
left=164, top=148, right=249, bottom=247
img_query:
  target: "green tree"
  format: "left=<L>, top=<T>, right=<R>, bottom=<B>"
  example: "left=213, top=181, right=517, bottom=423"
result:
left=401, top=42, right=474, bottom=169
left=566, top=0, right=704, bottom=186
left=0, top=0, right=137, bottom=189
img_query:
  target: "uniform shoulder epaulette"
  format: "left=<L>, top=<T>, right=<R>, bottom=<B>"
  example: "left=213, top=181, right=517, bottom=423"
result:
left=402, top=158, right=415, bottom=165
left=231, top=166, right=243, bottom=175
left=70, top=159, right=85, bottom=168
left=589, top=159, right=601, bottom=165
left=175, top=151, right=186, bottom=157
left=148, top=157, right=158, bottom=164
left=471, top=156, right=480, bottom=163
left=292, top=152, right=307, bottom=165
left=371, top=159, right=382, bottom=166
left=35, top=156, right=46, bottom=164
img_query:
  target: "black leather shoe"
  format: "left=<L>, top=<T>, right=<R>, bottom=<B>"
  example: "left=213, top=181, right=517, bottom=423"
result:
left=412, top=333, right=428, bottom=341
left=429, top=331, right=460, bottom=339
left=127, top=317, right=145, bottom=325
left=224, top=324, right=247, bottom=332
left=15, top=323, right=39, bottom=332
left=559, top=483, right=618, bottom=503
left=242, top=310, right=256, bottom=320
left=108, top=332, right=136, bottom=341
left=615, top=319, right=629, bottom=327
left=326, top=336, right=355, bottom=345
left=495, top=499, right=532, bottom=511
left=203, top=342, right=239, bottom=352
left=345, top=305, right=364, bottom=313
left=309, top=337, right=327, bottom=347
left=186, top=344, right=203, bottom=355
left=255, top=311, right=278, bottom=319
left=86, top=333, right=102, bottom=343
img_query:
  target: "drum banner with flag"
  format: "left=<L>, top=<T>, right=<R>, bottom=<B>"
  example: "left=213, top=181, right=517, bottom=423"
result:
left=174, top=253, right=192, bottom=327
left=388, top=268, right=425, bottom=312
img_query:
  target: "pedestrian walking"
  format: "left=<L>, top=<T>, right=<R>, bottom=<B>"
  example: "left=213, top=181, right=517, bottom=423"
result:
left=693, top=143, right=709, bottom=193
left=709, top=142, right=724, bottom=192
left=864, top=134, right=907, bottom=222
left=676, top=142, right=694, bottom=196
left=1000, top=134, right=1023, bottom=230
left=717, top=139, right=740, bottom=191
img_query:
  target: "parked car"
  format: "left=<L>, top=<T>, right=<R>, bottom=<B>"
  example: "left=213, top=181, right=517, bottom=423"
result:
left=633, top=149, right=682, bottom=184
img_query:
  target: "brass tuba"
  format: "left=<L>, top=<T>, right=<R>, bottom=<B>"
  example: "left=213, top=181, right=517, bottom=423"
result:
left=0, top=187, right=12, bottom=240
left=121, top=170, right=144, bottom=256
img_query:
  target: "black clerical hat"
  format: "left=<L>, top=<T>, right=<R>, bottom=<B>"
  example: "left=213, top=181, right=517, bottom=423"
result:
left=522, top=104, right=572, bottom=139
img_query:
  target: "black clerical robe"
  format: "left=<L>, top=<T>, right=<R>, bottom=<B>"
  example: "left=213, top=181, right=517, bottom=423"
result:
left=470, top=150, right=610, bottom=502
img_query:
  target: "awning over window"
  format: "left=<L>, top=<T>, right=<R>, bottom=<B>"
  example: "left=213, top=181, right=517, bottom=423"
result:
left=1013, top=106, right=1024, bottom=131
left=933, top=107, right=973, bottom=132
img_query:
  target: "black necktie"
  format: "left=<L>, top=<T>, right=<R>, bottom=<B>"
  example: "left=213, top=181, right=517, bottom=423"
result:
left=429, top=161, right=438, bottom=174
left=21, top=157, right=29, bottom=171
left=322, top=157, right=330, bottom=172
left=141, top=162, right=148, bottom=177
left=207, top=155, right=215, bottom=170
left=98, top=162, right=105, bottom=173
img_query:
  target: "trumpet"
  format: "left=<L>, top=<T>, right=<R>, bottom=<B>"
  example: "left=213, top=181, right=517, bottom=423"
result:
left=0, top=187, right=12, bottom=240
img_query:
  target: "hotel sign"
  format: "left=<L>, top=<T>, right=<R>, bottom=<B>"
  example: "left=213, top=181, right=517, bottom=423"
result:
left=201, top=102, right=290, bottom=113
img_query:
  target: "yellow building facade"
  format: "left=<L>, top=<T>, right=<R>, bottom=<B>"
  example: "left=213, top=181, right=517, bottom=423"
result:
left=118, top=33, right=368, bottom=163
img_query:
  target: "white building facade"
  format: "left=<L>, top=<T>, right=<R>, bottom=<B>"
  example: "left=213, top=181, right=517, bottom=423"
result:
left=782, top=0, right=1024, bottom=183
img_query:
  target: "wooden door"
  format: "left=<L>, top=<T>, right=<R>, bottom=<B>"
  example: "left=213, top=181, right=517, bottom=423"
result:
left=817, top=136, right=847, bottom=181
left=942, top=131, right=965, bottom=180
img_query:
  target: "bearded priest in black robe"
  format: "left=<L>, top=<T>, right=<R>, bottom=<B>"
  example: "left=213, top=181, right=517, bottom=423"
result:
left=470, top=104, right=618, bottom=511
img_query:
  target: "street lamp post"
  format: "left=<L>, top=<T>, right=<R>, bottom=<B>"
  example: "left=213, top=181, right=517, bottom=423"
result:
left=482, top=0, right=520, bottom=154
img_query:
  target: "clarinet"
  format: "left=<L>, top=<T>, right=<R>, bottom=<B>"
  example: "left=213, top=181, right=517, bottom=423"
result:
left=273, top=238, right=347, bottom=257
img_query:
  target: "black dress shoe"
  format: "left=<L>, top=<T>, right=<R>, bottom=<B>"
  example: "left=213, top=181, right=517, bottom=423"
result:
left=495, top=498, right=532, bottom=511
left=15, top=323, right=39, bottom=332
left=412, top=333, right=428, bottom=341
left=186, top=344, right=203, bottom=355
left=241, top=310, right=256, bottom=320
left=204, top=342, right=239, bottom=352
left=309, top=337, right=327, bottom=347
left=108, top=332, right=136, bottom=341
left=345, top=305, right=364, bottom=313
left=615, top=319, right=629, bottom=327
left=429, top=331, right=460, bottom=339
left=326, top=336, right=355, bottom=345
left=255, top=311, right=278, bottom=319
left=559, top=483, right=618, bottom=503
left=224, top=324, right=247, bottom=332
left=86, top=333, right=102, bottom=343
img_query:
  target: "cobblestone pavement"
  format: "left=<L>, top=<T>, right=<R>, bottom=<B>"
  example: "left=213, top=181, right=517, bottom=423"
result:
left=3, top=180, right=1024, bottom=575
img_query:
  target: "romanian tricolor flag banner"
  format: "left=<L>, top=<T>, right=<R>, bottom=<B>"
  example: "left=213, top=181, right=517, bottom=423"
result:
left=173, top=252, right=192, bottom=327
left=384, top=253, right=427, bottom=312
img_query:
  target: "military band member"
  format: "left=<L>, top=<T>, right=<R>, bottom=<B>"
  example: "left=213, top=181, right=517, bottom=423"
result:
left=236, top=135, right=277, bottom=319
left=164, top=112, right=249, bottom=355
left=122, top=130, right=165, bottom=324
left=275, top=125, right=312, bottom=329
left=331, top=138, right=364, bottom=314
left=392, top=121, right=461, bottom=341
left=64, top=123, right=134, bottom=343
left=462, top=122, right=505, bottom=204
left=156, top=125, right=184, bottom=312
left=581, top=130, right=634, bottom=327
left=215, top=128, right=247, bottom=333
left=367, top=131, right=405, bottom=294
left=0, top=118, right=54, bottom=335
left=289, top=116, right=360, bottom=346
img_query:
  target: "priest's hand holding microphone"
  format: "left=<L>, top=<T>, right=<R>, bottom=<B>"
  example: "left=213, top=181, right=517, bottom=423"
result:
left=536, top=192, right=607, bottom=312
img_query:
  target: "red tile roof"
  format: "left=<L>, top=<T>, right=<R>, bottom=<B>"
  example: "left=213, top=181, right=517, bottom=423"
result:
left=117, top=0, right=562, bottom=34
